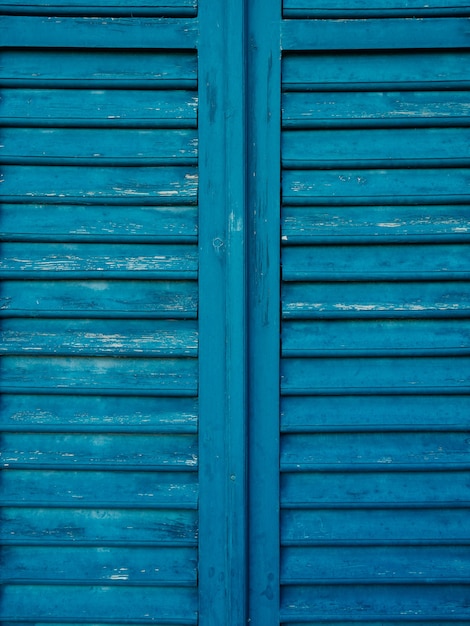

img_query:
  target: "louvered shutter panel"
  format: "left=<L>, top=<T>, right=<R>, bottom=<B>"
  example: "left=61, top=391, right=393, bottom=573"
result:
left=280, top=7, right=470, bottom=624
left=0, top=4, right=199, bottom=624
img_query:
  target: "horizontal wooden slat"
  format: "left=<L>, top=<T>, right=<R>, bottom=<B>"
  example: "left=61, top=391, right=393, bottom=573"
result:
left=1, top=507, right=198, bottom=545
left=282, top=507, right=470, bottom=544
left=281, top=356, right=470, bottom=395
left=282, top=91, right=470, bottom=129
left=0, top=205, right=197, bottom=243
left=281, top=622, right=470, bottom=626
left=283, top=0, right=470, bottom=17
left=281, top=432, right=470, bottom=471
left=1, top=128, right=198, bottom=165
left=1, top=470, right=198, bottom=507
left=282, top=51, right=470, bottom=90
left=0, top=243, right=198, bottom=279
left=1, top=545, right=196, bottom=585
left=0, top=166, right=198, bottom=204
left=0, top=89, right=198, bottom=128
left=281, top=395, right=470, bottom=433
left=0, top=16, right=198, bottom=49
left=282, top=545, right=470, bottom=583
left=283, top=128, right=470, bottom=169
left=0, top=280, right=198, bottom=318
left=0, top=395, right=198, bottom=433
left=0, top=584, right=197, bottom=623
left=1, top=319, right=198, bottom=356
left=1, top=356, right=198, bottom=395
left=0, top=49, right=197, bottom=87
left=280, top=584, right=470, bottom=621
left=282, top=281, right=470, bottom=319
left=281, top=206, right=470, bottom=244
left=281, top=18, right=470, bottom=52
left=282, top=320, right=470, bottom=357
left=2, top=433, right=198, bottom=470
left=282, top=471, right=470, bottom=508
left=283, top=243, right=470, bottom=282
left=0, top=0, right=197, bottom=16
left=283, top=169, right=470, bottom=205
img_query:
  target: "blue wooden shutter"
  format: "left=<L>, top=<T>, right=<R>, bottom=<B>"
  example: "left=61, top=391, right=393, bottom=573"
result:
left=0, top=4, right=199, bottom=624
left=2, top=1, right=470, bottom=624
left=278, top=6, right=470, bottom=624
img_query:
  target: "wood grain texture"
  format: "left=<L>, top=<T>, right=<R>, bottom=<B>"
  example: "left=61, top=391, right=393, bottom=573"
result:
left=0, top=0, right=197, bottom=16
left=282, top=205, right=470, bottom=244
left=1, top=165, right=198, bottom=204
left=283, top=51, right=470, bottom=89
left=0, top=49, right=197, bottom=86
left=0, top=205, right=197, bottom=243
left=1, top=128, right=198, bottom=165
left=2, top=545, right=197, bottom=584
left=0, top=395, right=198, bottom=433
left=0, top=16, right=198, bottom=49
left=2, top=469, right=198, bottom=507
left=283, top=0, right=470, bottom=17
left=1, top=507, right=198, bottom=545
left=0, top=280, right=198, bottom=318
left=0, top=89, right=198, bottom=128
left=0, top=584, right=198, bottom=623
left=1, top=355, right=198, bottom=395
left=282, top=281, right=470, bottom=319
left=283, top=91, right=470, bottom=128
left=281, top=395, right=470, bottom=432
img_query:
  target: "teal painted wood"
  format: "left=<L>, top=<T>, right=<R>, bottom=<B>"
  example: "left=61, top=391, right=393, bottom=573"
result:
left=282, top=206, right=470, bottom=243
left=0, top=0, right=197, bottom=16
left=282, top=281, right=470, bottom=318
left=0, top=395, right=198, bottom=433
left=0, top=280, right=198, bottom=318
left=282, top=17, right=470, bottom=50
left=0, top=49, right=197, bottom=87
left=280, top=17, right=470, bottom=625
left=283, top=91, right=470, bottom=128
left=283, top=50, right=470, bottom=89
left=1, top=128, right=198, bottom=165
left=0, top=205, right=197, bottom=243
left=2, top=469, right=198, bottom=507
left=0, top=89, right=198, bottom=128
left=1, top=165, right=198, bottom=204
left=0, top=12, right=200, bottom=626
left=284, top=0, right=470, bottom=17
left=0, top=16, right=198, bottom=48
left=198, top=1, right=248, bottom=623
left=246, top=0, right=281, bottom=624
left=281, top=395, right=470, bottom=432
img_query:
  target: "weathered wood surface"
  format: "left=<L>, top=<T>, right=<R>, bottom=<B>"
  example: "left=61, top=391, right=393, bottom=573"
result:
left=283, top=91, right=470, bottom=128
left=283, top=0, right=470, bottom=17
left=2, top=470, right=198, bottom=507
left=282, top=319, right=470, bottom=356
left=0, top=89, right=198, bottom=128
left=0, top=49, right=197, bottom=86
left=282, top=281, right=470, bottom=318
left=1, top=128, right=198, bottom=165
left=282, top=206, right=470, bottom=243
left=0, top=280, right=198, bottom=318
left=0, top=395, right=198, bottom=433
left=0, top=584, right=198, bottom=623
left=0, top=0, right=197, bottom=15
left=283, top=51, right=470, bottom=89
left=0, top=204, right=197, bottom=243
left=0, top=16, right=198, bottom=49
left=283, top=128, right=470, bottom=168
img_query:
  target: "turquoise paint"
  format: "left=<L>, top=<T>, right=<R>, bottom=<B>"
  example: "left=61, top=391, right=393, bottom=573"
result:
left=1, top=3, right=470, bottom=625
